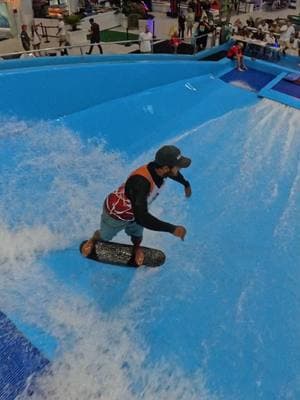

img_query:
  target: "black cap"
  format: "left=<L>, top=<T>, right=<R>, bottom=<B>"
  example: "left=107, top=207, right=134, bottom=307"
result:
left=155, top=145, right=191, bottom=168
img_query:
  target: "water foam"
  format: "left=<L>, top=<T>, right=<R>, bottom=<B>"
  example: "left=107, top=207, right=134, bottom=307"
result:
left=1, top=99, right=299, bottom=399
left=1, top=117, right=216, bottom=400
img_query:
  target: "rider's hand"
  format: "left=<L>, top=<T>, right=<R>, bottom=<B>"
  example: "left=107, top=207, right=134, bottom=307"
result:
left=173, top=226, right=187, bottom=241
left=184, top=185, right=192, bottom=198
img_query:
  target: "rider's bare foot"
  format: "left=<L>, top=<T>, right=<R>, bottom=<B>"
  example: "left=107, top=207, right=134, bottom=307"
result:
left=81, top=239, right=94, bottom=257
left=81, top=230, right=101, bottom=257
left=134, top=247, right=144, bottom=267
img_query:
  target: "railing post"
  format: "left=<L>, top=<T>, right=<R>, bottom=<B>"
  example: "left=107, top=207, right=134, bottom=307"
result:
left=44, top=26, right=50, bottom=43
left=125, top=28, right=130, bottom=47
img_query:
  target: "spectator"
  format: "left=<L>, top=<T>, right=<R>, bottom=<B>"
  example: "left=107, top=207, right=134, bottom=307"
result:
left=254, top=28, right=265, bottom=41
left=194, top=0, right=202, bottom=22
left=56, top=16, right=68, bottom=55
left=258, top=20, right=269, bottom=32
left=292, top=31, right=300, bottom=56
left=170, top=31, right=182, bottom=53
left=186, top=8, right=195, bottom=38
left=233, top=19, right=243, bottom=34
left=246, top=17, right=255, bottom=28
left=201, top=0, right=211, bottom=14
left=20, top=24, right=31, bottom=52
left=220, top=22, right=233, bottom=44
left=84, top=0, right=93, bottom=14
left=280, top=21, right=295, bottom=55
left=195, top=20, right=209, bottom=51
left=86, top=18, right=103, bottom=55
left=210, top=0, right=220, bottom=12
left=188, top=0, right=196, bottom=11
left=265, top=31, right=277, bottom=46
left=227, top=42, right=247, bottom=71
left=202, top=16, right=210, bottom=30
left=178, top=10, right=186, bottom=39
left=139, top=25, right=152, bottom=53
left=31, top=24, right=41, bottom=54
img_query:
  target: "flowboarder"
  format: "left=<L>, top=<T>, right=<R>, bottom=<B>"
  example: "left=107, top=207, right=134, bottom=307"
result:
left=81, top=145, right=192, bottom=266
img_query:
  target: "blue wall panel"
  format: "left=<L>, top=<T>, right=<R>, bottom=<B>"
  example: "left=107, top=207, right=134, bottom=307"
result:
left=0, top=60, right=225, bottom=120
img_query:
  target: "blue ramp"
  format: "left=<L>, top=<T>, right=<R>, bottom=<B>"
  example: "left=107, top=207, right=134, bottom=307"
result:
left=0, top=57, right=299, bottom=400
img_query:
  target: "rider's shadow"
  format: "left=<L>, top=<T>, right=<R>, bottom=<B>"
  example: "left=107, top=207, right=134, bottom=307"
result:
left=42, top=246, right=136, bottom=313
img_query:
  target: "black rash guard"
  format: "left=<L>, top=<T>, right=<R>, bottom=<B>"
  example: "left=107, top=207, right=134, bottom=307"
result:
left=124, top=162, right=190, bottom=233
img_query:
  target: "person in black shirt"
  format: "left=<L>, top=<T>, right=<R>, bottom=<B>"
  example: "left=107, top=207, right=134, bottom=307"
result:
left=20, top=24, right=31, bottom=52
left=86, top=18, right=103, bottom=55
left=178, top=11, right=186, bottom=39
left=82, top=145, right=192, bottom=266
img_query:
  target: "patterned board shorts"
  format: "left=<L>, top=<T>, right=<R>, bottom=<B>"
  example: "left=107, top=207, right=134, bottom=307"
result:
left=100, top=207, right=143, bottom=241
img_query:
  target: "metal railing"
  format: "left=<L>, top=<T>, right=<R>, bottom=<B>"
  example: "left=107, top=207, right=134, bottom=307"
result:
left=0, top=33, right=223, bottom=60
left=0, top=39, right=154, bottom=59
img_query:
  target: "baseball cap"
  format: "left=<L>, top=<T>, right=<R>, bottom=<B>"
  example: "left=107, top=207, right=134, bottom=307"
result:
left=155, top=145, right=191, bottom=168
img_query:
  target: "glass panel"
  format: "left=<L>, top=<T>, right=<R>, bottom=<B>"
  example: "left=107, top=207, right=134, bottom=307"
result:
left=0, top=4, right=10, bottom=28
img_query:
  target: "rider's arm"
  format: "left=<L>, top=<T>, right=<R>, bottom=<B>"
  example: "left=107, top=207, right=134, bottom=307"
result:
left=125, top=175, right=176, bottom=233
left=169, top=171, right=191, bottom=188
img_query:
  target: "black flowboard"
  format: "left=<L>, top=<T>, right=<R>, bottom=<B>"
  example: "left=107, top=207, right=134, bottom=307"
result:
left=79, top=240, right=166, bottom=268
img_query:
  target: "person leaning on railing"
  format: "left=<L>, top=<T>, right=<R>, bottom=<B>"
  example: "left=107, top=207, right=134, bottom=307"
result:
left=195, top=21, right=210, bottom=52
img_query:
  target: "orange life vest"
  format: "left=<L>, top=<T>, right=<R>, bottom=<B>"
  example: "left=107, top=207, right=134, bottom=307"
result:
left=105, top=165, right=164, bottom=221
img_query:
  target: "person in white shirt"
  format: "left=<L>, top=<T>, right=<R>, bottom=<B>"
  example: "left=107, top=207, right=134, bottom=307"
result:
left=265, top=32, right=276, bottom=45
left=139, top=26, right=153, bottom=53
left=31, top=24, right=41, bottom=54
left=56, top=15, right=68, bottom=55
left=186, top=8, right=195, bottom=37
left=280, top=21, right=295, bottom=55
left=258, top=21, right=269, bottom=32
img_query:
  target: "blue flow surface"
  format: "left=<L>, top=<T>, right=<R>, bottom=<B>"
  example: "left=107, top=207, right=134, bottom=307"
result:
left=0, top=57, right=299, bottom=400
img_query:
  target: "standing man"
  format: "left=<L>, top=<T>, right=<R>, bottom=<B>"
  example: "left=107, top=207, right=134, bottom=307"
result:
left=86, top=18, right=103, bottom=55
left=178, top=10, right=186, bottom=40
left=280, top=21, right=295, bottom=56
left=139, top=25, right=153, bottom=53
left=81, top=145, right=192, bottom=266
left=20, top=25, right=31, bottom=52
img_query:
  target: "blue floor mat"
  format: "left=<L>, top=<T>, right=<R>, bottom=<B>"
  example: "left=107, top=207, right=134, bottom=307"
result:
left=0, top=311, right=49, bottom=400
left=221, top=68, right=275, bottom=92
left=272, top=79, right=300, bottom=99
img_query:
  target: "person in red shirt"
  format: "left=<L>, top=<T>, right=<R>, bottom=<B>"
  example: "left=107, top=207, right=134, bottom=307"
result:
left=170, top=31, right=182, bottom=53
left=227, top=42, right=247, bottom=71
